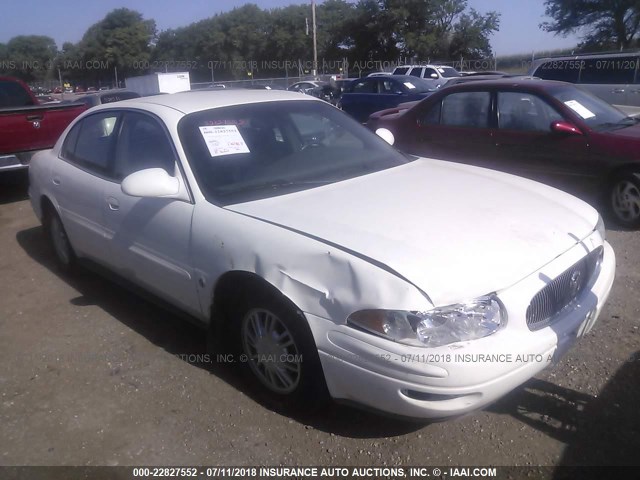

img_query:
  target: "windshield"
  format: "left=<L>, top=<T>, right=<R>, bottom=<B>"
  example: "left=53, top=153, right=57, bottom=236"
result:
left=550, top=85, right=632, bottom=131
left=178, top=100, right=413, bottom=205
left=437, top=67, right=461, bottom=78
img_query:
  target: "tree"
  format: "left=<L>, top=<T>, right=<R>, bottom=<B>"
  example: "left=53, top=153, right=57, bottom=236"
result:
left=76, top=8, right=156, bottom=84
left=382, top=0, right=499, bottom=60
left=542, top=0, right=640, bottom=51
left=0, top=35, right=58, bottom=82
left=343, top=0, right=400, bottom=69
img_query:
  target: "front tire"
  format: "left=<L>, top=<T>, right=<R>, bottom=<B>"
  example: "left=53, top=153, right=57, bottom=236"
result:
left=608, top=173, right=640, bottom=229
left=233, top=289, right=328, bottom=408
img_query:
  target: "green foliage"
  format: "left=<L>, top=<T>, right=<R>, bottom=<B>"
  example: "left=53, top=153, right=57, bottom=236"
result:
left=0, top=35, right=57, bottom=82
left=0, top=2, right=504, bottom=85
left=542, top=0, right=640, bottom=50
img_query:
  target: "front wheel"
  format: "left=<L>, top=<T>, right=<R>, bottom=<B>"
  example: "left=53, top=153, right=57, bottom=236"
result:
left=234, top=291, right=328, bottom=408
left=608, top=173, right=640, bottom=229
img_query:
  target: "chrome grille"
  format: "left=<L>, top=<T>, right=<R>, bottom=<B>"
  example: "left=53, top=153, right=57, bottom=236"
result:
left=526, top=246, right=603, bottom=331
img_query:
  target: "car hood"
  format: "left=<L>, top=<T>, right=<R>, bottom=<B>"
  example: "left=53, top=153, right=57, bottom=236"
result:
left=600, top=122, right=640, bottom=139
left=226, top=159, right=597, bottom=306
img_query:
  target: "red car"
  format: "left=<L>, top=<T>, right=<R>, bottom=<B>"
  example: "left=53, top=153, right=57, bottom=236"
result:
left=367, top=79, right=640, bottom=228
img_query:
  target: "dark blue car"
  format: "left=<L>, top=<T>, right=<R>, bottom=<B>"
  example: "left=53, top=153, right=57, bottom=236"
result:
left=337, top=75, right=435, bottom=122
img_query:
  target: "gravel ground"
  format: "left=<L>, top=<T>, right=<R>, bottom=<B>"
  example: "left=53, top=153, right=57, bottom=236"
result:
left=1, top=171, right=639, bottom=472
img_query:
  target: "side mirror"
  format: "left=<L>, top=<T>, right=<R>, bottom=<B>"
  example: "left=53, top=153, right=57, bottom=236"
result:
left=430, top=73, right=438, bottom=79
left=375, top=128, right=395, bottom=145
left=551, top=121, right=582, bottom=136
left=121, top=168, right=180, bottom=198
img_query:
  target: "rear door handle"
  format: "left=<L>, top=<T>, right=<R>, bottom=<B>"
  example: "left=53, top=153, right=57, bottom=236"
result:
left=106, top=197, right=119, bottom=211
left=52, top=176, right=61, bottom=186
left=26, top=114, right=44, bottom=122
left=611, top=88, right=625, bottom=94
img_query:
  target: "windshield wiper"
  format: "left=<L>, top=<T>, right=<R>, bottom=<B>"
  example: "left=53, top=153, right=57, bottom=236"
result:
left=216, top=179, right=330, bottom=197
left=596, top=118, right=638, bottom=130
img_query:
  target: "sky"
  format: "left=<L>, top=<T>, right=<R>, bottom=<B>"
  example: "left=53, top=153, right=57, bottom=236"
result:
left=0, top=0, right=581, bottom=57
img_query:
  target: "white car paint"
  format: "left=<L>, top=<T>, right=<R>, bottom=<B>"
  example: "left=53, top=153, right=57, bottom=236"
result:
left=28, top=90, right=615, bottom=419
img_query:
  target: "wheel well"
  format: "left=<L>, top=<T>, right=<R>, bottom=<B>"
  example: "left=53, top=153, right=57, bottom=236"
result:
left=210, top=271, right=301, bottom=328
left=40, top=196, right=56, bottom=220
left=607, top=165, right=640, bottom=186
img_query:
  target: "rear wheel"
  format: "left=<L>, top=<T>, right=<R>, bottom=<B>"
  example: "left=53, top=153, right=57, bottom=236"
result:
left=44, top=209, right=76, bottom=272
left=608, top=173, right=640, bottom=228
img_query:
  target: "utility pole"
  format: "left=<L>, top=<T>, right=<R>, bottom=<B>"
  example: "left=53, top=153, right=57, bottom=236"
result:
left=311, top=0, right=318, bottom=77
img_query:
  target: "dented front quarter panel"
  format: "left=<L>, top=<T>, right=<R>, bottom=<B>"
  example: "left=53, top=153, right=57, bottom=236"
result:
left=190, top=201, right=433, bottom=325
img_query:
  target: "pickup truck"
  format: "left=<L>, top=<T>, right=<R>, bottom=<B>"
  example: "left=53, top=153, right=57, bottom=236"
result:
left=0, top=76, right=86, bottom=172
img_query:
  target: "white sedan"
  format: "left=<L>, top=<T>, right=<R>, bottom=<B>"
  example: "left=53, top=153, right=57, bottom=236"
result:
left=29, top=90, right=615, bottom=419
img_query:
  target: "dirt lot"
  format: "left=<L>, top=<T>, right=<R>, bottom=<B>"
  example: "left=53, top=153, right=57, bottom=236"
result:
left=1, top=170, right=639, bottom=471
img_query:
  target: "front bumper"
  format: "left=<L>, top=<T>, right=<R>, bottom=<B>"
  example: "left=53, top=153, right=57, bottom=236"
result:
left=306, top=237, right=615, bottom=419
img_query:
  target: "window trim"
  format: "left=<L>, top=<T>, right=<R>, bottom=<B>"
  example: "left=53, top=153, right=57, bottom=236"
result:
left=59, top=108, right=194, bottom=203
left=495, top=90, right=566, bottom=133
left=115, top=108, right=194, bottom=203
left=59, top=111, right=123, bottom=181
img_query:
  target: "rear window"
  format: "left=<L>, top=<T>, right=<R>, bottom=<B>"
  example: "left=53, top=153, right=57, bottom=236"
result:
left=0, top=80, right=35, bottom=108
left=579, top=57, right=638, bottom=84
left=393, top=67, right=410, bottom=75
left=533, top=60, right=581, bottom=83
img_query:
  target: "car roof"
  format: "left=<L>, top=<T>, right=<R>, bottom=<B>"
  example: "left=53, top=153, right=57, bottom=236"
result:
left=438, top=78, right=570, bottom=91
left=91, top=89, right=319, bottom=115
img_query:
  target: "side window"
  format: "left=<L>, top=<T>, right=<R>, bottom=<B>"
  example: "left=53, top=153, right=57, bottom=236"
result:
left=381, top=79, right=404, bottom=94
left=64, top=112, right=119, bottom=175
left=409, top=67, right=424, bottom=78
left=0, top=80, right=35, bottom=108
left=424, top=68, right=438, bottom=79
left=533, top=60, right=580, bottom=83
left=580, top=57, right=637, bottom=84
left=497, top=92, right=563, bottom=132
left=352, top=79, right=377, bottom=93
left=441, top=91, right=491, bottom=128
left=114, top=112, right=176, bottom=180
left=419, top=101, right=442, bottom=125
left=61, top=122, right=81, bottom=160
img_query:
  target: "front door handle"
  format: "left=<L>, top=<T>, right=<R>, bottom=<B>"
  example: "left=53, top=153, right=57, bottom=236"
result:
left=611, top=88, right=625, bottom=94
left=52, top=176, right=61, bottom=186
left=106, top=197, right=119, bottom=211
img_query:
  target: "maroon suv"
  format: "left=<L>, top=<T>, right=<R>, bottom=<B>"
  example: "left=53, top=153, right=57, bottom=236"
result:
left=367, top=79, right=640, bottom=228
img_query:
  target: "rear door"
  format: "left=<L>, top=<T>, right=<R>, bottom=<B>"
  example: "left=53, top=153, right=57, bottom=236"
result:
left=52, top=111, right=120, bottom=264
left=341, top=78, right=380, bottom=122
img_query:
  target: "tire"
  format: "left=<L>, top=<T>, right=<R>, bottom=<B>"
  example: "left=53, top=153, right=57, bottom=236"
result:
left=608, top=172, right=640, bottom=229
left=232, top=288, right=328, bottom=409
left=44, top=209, right=76, bottom=272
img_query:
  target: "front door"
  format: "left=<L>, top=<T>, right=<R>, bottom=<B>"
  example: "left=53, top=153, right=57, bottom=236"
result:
left=101, top=111, right=200, bottom=316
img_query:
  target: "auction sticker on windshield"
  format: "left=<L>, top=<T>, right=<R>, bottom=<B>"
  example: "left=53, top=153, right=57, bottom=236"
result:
left=564, top=100, right=595, bottom=119
left=199, top=125, right=250, bottom=157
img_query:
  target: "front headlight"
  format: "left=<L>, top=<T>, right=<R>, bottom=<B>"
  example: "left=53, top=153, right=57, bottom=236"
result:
left=347, top=296, right=506, bottom=348
left=596, top=214, right=606, bottom=242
